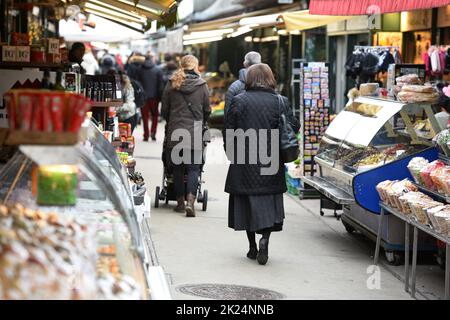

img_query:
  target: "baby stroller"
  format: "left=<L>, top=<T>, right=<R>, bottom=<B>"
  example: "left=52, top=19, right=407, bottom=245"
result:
left=154, top=136, right=208, bottom=211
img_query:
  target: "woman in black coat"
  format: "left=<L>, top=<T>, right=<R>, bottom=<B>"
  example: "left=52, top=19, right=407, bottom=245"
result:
left=224, top=63, right=300, bottom=265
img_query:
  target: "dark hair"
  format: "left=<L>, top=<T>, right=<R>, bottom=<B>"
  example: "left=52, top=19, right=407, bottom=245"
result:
left=71, top=42, right=85, bottom=52
left=245, top=63, right=276, bottom=90
left=164, top=53, right=173, bottom=62
left=438, top=94, right=450, bottom=113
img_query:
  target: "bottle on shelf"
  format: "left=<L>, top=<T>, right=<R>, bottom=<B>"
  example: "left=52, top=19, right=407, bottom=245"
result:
left=54, top=72, right=65, bottom=91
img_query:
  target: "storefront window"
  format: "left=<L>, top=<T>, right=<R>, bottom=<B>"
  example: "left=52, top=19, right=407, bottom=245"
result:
left=304, top=27, right=326, bottom=62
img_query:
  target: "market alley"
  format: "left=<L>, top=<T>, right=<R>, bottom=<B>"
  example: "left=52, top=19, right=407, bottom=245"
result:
left=134, top=124, right=412, bottom=300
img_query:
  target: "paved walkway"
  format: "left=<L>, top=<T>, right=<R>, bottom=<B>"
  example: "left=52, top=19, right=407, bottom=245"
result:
left=134, top=123, right=412, bottom=300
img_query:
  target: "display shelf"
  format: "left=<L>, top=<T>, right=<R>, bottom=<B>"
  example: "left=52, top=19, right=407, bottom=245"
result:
left=380, top=203, right=449, bottom=243
left=412, top=182, right=450, bottom=204
left=377, top=202, right=450, bottom=300
left=0, top=61, right=63, bottom=70
left=301, top=175, right=354, bottom=205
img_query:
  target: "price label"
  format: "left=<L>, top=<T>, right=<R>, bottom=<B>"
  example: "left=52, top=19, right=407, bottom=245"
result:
left=2, top=46, right=16, bottom=62
left=16, top=46, right=30, bottom=62
left=47, top=39, right=60, bottom=54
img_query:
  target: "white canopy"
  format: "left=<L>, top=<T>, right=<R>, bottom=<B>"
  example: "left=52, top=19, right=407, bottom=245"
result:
left=59, top=15, right=147, bottom=43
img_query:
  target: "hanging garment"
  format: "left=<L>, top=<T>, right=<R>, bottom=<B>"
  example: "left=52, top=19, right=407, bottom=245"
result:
left=345, top=50, right=364, bottom=79
left=378, top=50, right=395, bottom=72
left=438, top=49, right=446, bottom=76
left=361, top=51, right=380, bottom=76
left=422, top=52, right=431, bottom=76
left=445, top=47, right=450, bottom=74
left=430, top=48, right=441, bottom=74
left=393, top=49, right=403, bottom=64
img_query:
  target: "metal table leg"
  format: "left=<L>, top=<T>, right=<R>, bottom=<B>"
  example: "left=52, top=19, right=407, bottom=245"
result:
left=411, top=226, right=419, bottom=299
left=405, top=222, right=410, bottom=293
left=445, top=244, right=450, bottom=300
left=374, top=207, right=385, bottom=265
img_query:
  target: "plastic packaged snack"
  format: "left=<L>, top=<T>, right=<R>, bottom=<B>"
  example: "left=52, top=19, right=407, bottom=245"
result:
left=401, top=85, right=435, bottom=93
left=407, top=157, right=429, bottom=184
left=430, top=166, right=450, bottom=195
left=420, top=160, right=445, bottom=190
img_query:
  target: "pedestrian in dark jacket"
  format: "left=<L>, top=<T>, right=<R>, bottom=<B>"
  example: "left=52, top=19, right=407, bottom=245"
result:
left=224, top=51, right=261, bottom=120
left=125, top=52, right=145, bottom=81
left=224, top=63, right=300, bottom=265
left=138, top=55, right=164, bottom=141
left=161, top=55, right=211, bottom=217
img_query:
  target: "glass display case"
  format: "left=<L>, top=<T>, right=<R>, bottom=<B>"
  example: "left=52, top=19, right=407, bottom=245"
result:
left=312, top=97, right=440, bottom=195
left=301, top=96, right=441, bottom=261
left=0, top=122, right=159, bottom=299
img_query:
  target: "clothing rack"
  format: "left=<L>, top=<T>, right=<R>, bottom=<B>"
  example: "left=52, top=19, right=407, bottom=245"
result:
left=354, top=45, right=399, bottom=50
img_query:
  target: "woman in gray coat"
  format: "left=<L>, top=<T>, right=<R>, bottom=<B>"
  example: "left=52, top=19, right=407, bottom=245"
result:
left=161, top=55, right=211, bottom=217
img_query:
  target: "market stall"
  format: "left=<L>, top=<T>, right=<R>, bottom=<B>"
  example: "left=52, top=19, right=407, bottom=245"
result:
left=301, top=90, right=442, bottom=264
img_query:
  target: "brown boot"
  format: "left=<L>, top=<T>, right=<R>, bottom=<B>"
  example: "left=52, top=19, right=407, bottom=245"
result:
left=174, top=197, right=185, bottom=213
left=185, top=193, right=196, bottom=217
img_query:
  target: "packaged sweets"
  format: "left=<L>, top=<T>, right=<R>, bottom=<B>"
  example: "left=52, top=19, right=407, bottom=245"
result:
left=420, top=160, right=445, bottom=190
left=407, top=157, right=429, bottom=184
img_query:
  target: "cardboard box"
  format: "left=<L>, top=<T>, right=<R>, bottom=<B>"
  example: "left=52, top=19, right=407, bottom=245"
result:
left=16, top=46, right=30, bottom=62
left=2, top=46, right=16, bottom=62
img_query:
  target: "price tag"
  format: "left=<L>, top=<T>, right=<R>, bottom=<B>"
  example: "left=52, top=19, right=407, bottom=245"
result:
left=16, top=46, right=30, bottom=62
left=47, top=39, right=60, bottom=54
left=2, top=46, right=16, bottom=62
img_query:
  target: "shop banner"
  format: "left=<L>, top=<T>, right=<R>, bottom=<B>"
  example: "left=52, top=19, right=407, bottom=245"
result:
left=309, top=0, right=450, bottom=15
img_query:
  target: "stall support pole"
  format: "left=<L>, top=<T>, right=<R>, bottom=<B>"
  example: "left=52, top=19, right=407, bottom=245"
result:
left=374, top=207, right=384, bottom=265
left=445, top=244, right=450, bottom=300
left=411, top=226, right=419, bottom=299
left=405, top=222, right=410, bottom=293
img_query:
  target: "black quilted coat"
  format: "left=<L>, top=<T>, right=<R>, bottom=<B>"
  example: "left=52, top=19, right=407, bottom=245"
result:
left=224, top=87, right=300, bottom=195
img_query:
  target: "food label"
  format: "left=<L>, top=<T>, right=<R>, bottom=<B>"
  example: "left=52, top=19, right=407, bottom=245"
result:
left=16, top=46, right=30, bottom=62
left=47, top=38, right=59, bottom=54
left=2, top=46, right=16, bottom=62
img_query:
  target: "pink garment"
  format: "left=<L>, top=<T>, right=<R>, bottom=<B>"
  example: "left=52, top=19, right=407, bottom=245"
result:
left=422, top=52, right=431, bottom=76
left=438, top=50, right=446, bottom=75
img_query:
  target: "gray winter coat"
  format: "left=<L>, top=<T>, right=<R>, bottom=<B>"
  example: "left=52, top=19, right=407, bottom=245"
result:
left=161, top=72, right=211, bottom=150
left=224, top=68, right=247, bottom=120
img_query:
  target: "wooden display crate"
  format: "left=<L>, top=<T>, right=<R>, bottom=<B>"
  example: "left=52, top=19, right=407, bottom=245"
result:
left=2, top=128, right=87, bottom=146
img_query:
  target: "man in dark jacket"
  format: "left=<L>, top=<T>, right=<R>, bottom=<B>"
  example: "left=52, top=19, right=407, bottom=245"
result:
left=224, top=51, right=261, bottom=119
left=125, top=51, right=145, bottom=81
left=138, top=55, right=164, bottom=141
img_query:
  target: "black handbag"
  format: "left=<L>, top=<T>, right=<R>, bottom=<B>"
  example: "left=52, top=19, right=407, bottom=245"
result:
left=181, top=93, right=211, bottom=144
left=277, top=95, right=299, bottom=163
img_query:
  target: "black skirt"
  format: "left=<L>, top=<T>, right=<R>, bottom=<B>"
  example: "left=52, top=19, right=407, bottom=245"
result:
left=228, top=194, right=285, bottom=234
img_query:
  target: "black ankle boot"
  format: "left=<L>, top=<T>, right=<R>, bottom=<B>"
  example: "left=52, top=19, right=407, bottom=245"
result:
left=257, top=239, right=269, bottom=265
left=247, top=246, right=257, bottom=260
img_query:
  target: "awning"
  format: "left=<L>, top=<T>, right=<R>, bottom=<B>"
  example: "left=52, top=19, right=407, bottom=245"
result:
left=186, top=3, right=298, bottom=32
left=78, top=0, right=178, bottom=31
left=309, top=0, right=450, bottom=16
left=59, top=15, right=147, bottom=42
left=281, top=10, right=352, bottom=31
